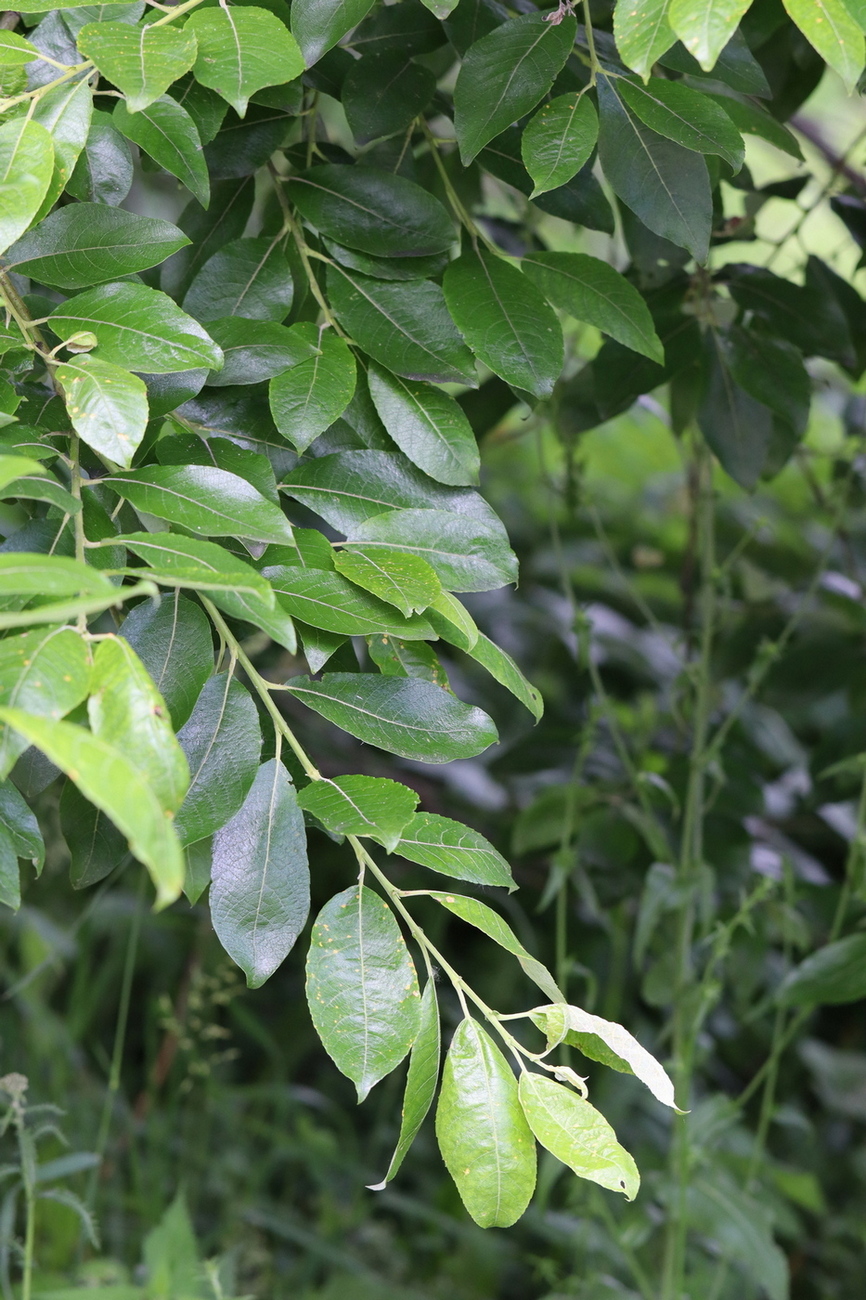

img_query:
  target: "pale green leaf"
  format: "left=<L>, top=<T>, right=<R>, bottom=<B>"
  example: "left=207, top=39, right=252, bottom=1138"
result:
left=782, top=0, right=865, bottom=90
left=436, top=1018, right=536, bottom=1227
left=0, top=626, right=91, bottom=778
left=0, top=119, right=54, bottom=257
left=466, top=631, right=544, bottom=721
left=262, top=565, right=436, bottom=638
left=56, top=356, right=148, bottom=467
left=613, top=0, right=676, bottom=78
left=668, top=0, right=752, bottom=70
left=77, top=21, right=197, bottom=114
left=518, top=1073, right=640, bottom=1199
left=521, top=93, right=598, bottom=197
left=369, top=979, right=441, bottom=1188
left=297, top=774, right=419, bottom=851
left=186, top=5, right=304, bottom=116
left=0, top=32, right=41, bottom=65
left=333, top=546, right=441, bottom=618
left=427, top=891, right=563, bottom=1002
left=0, top=553, right=113, bottom=599
left=306, top=884, right=421, bottom=1101
left=116, top=531, right=274, bottom=601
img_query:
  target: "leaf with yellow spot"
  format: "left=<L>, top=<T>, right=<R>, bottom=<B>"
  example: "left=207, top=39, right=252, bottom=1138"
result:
left=56, top=355, right=148, bottom=468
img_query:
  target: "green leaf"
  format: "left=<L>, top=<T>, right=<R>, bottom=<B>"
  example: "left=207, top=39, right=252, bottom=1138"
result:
left=596, top=74, right=711, bottom=262
left=50, top=282, right=222, bottom=374
left=369, top=978, right=440, bottom=1188
left=205, top=317, right=317, bottom=386
left=0, top=776, right=43, bottom=898
left=78, top=20, right=197, bottom=114
left=529, top=1003, right=678, bottom=1108
left=724, top=326, right=810, bottom=437
left=0, top=454, right=57, bottom=492
left=782, top=0, right=864, bottom=90
left=453, top=13, right=576, bottom=164
left=290, top=165, right=454, bottom=259
left=521, top=93, right=598, bottom=197
left=208, top=585, right=298, bottom=654
left=173, top=673, right=262, bottom=846
left=0, top=553, right=113, bottom=599
left=436, top=1018, right=536, bottom=1228
left=211, top=759, right=309, bottom=988
left=269, top=325, right=357, bottom=452
left=366, top=364, right=479, bottom=486
left=120, top=591, right=213, bottom=729
left=708, top=94, right=802, bottom=159
left=186, top=5, right=304, bottom=117
left=616, top=76, right=744, bottom=170
left=281, top=449, right=496, bottom=533
left=31, top=77, right=92, bottom=218
left=0, top=624, right=91, bottom=774
left=117, top=532, right=274, bottom=601
left=697, top=330, right=773, bottom=489
left=613, top=0, right=676, bottom=78
left=262, top=565, right=437, bottom=638
left=0, top=118, right=55, bottom=257
left=343, top=49, right=437, bottom=145
left=306, top=883, right=421, bottom=1101
left=522, top=252, right=664, bottom=365
left=113, top=96, right=209, bottom=208
left=142, top=1192, right=201, bottom=1300
left=0, top=708, right=183, bottom=907
left=5, top=204, right=189, bottom=290
left=333, top=547, right=440, bottom=617
left=424, top=589, right=479, bottom=652
left=88, top=635, right=189, bottom=813
left=667, top=0, right=751, bottom=70
left=427, top=891, right=563, bottom=1002
left=347, top=507, right=519, bottom=593
left=109, top=465, right=295, bottom=544
left=367, top=634, right=450, bottom=686
left=443, top=249, right=563, bottom=399
left=297, top=774, right=419, bottom=851
left=395, top=811, right=515, bottom=889
left=61, top=779, right=128, bottom=890
left=67, top=109, right=134, bottom=207
left=285, top=673, right=498, bottom=763
left=0, top=471, right=80, bottom=516
left=466, top=632, right=544, bottom=722
left=183, top=236, right=295, bottom=323
left=291, top=0, right=377, bottom=66
left=518, top=1073, right=639, bottom=1200
left=0, top=31, right=41, bottom=65
left=327, top=263, right=476, bottom=385
left=55, top=356, right=148, bottom=468
left=777, top=933, right=866, bottom=1008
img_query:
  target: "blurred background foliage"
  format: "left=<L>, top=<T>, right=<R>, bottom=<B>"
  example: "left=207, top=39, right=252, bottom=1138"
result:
left=4, top=21, right=866, bottom=1300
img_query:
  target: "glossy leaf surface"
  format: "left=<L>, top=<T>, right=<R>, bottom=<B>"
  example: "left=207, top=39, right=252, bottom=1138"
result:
left=297, top=774, right=419, bottom=852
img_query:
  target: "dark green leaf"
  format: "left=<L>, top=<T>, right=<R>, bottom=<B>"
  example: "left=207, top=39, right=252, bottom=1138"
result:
left=120, top=591, right=213, bottom=729
left=291, top=0, right=377, bottom=66
left=306, top=884, right=421, bottom=1101
left=5, top=205, right=188, bottom=290
left=518, top=1073, right=639, bottom=1199
left=708, top=95, right=803, bottom=160
left=113, top=96, right=209, bottom=208
left=367, top=363, right=479, bottom=486
left=285, top=673, right=499, bottom=762
left=290, top=165, right=454, bottom=258
left=777, top=933, right=866, bottom=1008
left=109, top=465, right=295, bottom=544
left=205, top=317, right=317, bottom=386
left=50, top=282, right=223, bottom=374
left=616, top=75, right=744, bottom=170
left=67, top=110, right=133, bottom=207
left=173, top=673, right=262, bottom=846
left=436, top=1018, right=536, bottom=1227
left=211, top=759, right=309, bottom=988
left=347, top=506, right=519, bottom=592
left=521, top=251, right=664, bottom=364
left=0, top=778, right=43, bottom=880
left=269, top=325, right=357, bottom=452
left=697, top=330, right=773, bottom=489
left=185, top=6, right=304, bottom=116
left=596, top=74, right=711, bottom=262
left=395, top=811, right=515, bottom=889
left=327, top=263, right=476, bottom=385
left=724, top=326, right=810, bottom=437
left=443, top=249, right=563, bottom=399
left=343, top=50, right=436, bottom=144
left=183, top=236, right=295, bottom=323
left=61, top=779, right=127, bottom=890
left=454, top=13, right=576, bottom=164
left=297, top=774, right=419, bottom=851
